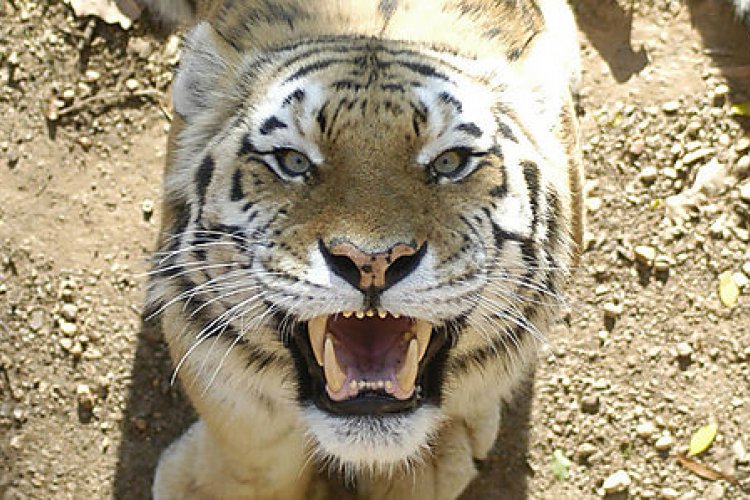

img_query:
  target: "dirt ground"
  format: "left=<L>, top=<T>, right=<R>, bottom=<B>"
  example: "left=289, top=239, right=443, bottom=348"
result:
left=1, top=0, right=749, bottom=498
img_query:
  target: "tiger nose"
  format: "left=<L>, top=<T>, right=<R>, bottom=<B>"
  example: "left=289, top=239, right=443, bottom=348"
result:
left=319, top=240, right=427, bottom=292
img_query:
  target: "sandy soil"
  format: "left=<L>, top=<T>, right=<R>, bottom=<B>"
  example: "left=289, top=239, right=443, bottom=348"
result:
left=1, top=0, right=749, bottom=498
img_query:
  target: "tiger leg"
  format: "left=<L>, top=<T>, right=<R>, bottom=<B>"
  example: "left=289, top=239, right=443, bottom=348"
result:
left=153, top=418, right=314, bottom=500
left=357, top=419, right=478, bottom=500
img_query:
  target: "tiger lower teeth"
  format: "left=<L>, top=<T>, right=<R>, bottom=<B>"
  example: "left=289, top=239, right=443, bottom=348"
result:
left=307, top=315, right=432, bottom=400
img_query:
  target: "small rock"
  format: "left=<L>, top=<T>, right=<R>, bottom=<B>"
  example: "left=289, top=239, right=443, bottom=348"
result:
left=653, top=255, right=672, bottom=273
left=734, top=156, right=750, bottom=177
left=60, top=304, right=78, bottom=322
left=682, top=148, right=714, bottom=165
left=602, top=469, right=631, bottom=494
left=581, top=395, right=600, bottom=414
left=576, top=442, right=598, bottom=461
left=739, top=182, right=750, bottom=203
left=634, top=245, right=656, bottom=266
left=83, top=69, right=100, bottom=82
left=125, top=78, right=140, bottom=91
left=655, top=433, right=674, bottom=452
left=705, top=483, right=725, bottom=500
left=59, top=337, right=73, bottom=351
left=585, top=197, right=603, bottom=213
left=639, top=166, right=658, bottom=184
left=629, top=139, right=645, bottom=156
left=636, top=421, right=656, bottom=439
left=676, top=342, right=693, bottom=359
left=142, top=199, right=155, bottom=220
left=59, top=320, right=77, bottom=336
left=602, top=302, right=623, bottom=319
left=733, top=439, right=748, bottom=464
left=662, top=101, right=680, bottom=114
left=659, top=487, right=679, bottom=499
left=28, top=310, right=45, bottom=332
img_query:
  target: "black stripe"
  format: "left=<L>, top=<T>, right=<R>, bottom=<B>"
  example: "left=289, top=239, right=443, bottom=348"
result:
left=231, top=169, right=244, bottom=201
left=456, top=122, right=482, bottom=138
left=522, top=161, right=541, bottom=232
left=195, top=155, right=215, bottom=205
left=397, top=61, right=450, bottom=81
left=286, top=59, right=346, bottom=82
left=439, top=91, right=463, bottom=112
left=259, top=116, right=288, bottom=135
left=497, top=121, right=518, bottom=143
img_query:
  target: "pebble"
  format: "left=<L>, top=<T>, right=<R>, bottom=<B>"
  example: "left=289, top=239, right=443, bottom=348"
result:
left=676, top=342, right=693, bottom=359
left=682, top=148, right=714, bottom=165
left=653, top=255, right=672, bottom=273
left=733, top=439, right=748, bottom=464
left=581, top=395, right=600, bottom=414
left=125, top=78, right=140, bottom=91
left=634, top=245, right=656, bottom=266
left=639, top=166, right=658, bottom=184
left=662, top=101, right=680, bottom=114
left=739, top=182, right=750, bottom=203
left=659, top=487, right=679, bottom=499
left=636, top=421, right=656, bottom=438
left=736, top=156, right=750, bottom=177
left=705, top=483, right=725, bottom=500
left=28, top=310, right=45, bottom=332
left=59, top=337, right=73, bottom=351
left=60, top=304, right=78, bottom=322
left=655, top=433, right=674, bottom=452
left=586, top=197, right=603, bottom=213
left=602, top=469, right=631, bottom=494
left=629, top=139, right=645, bottom=156
left=76, top=384, right=94, bottom=413
left=59, top=320, right=77, bottom=336
left=602, top=302, right=623, bottom=319
left=83, top=69, right=100, bottom=83
left=576, top=442, right=598, bottom=461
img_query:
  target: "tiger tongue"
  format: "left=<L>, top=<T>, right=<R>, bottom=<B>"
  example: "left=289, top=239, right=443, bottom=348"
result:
left=324, top=337, right=419, bottom=402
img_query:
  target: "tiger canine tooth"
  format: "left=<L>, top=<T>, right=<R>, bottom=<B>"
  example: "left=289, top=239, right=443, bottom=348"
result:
left=414, top=320, right=432, bottom=360
left=396, top=338, right=419, bottom=393
left=323, top=337, right=345, bottom=393
left=308, top=316, right=327, bottom=366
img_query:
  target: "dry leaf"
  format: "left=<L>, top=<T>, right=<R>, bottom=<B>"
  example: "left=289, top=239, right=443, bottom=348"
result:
left=718, top=272, right=739, bottom=308
left=551, top=449, right=572, bottom=480
left=64, top=0, right=141, bottom=29
left=676, top=454, right=737, bottom=484
left=688, top=423, right=718, bottom=456
left=730, top=101, right=750, bottom=117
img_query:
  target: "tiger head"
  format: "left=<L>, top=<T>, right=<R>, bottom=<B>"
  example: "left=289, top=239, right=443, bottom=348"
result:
left=150, top=13, right=581, bottom=473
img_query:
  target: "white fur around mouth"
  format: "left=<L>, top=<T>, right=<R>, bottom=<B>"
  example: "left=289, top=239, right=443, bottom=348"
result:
left=307, top=312, right=433, bottom=402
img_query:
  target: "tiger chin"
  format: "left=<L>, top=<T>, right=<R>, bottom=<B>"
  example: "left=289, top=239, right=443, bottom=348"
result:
left=144, top=0, right=583, bottom=498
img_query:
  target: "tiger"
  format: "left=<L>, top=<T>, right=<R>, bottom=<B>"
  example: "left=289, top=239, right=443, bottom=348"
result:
left=142, top=0, right=583, bottom=498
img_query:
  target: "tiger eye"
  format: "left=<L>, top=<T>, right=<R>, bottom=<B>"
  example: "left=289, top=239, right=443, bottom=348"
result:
left=431, top=149, right=467, bottom=176
left=277, top=149, right=313, bottom=176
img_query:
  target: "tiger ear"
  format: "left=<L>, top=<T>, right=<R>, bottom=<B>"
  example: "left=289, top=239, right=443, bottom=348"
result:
left=173, top=22, right=239, bottom=120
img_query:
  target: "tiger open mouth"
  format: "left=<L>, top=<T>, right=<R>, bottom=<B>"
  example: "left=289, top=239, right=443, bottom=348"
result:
left=294, top=309, right=449, bottom=415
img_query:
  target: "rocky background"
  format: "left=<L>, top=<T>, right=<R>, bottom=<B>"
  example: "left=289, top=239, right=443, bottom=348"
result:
left=0, top=0, right=749, bottom=498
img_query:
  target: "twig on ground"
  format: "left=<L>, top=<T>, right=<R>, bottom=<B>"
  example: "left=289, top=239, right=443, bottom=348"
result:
left=56, top=88, right=164, bottom=118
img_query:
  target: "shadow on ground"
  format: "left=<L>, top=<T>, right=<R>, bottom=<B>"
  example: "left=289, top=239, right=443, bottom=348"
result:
left=112, top=319, right=193, bottom=499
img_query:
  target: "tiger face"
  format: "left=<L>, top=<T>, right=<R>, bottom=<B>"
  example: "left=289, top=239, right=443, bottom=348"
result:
left=148, top=0, right=582, bottom=488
